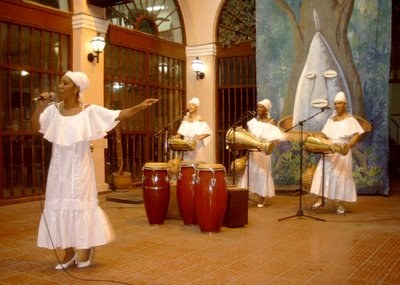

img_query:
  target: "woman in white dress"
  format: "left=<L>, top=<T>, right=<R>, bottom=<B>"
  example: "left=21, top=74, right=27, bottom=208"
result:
left=238, top=99, right=285, bottom=207
left=310, top=91, right=364, bottom=214
left=35, top=71, right=158, bottom=269
left=175, top=97, right=212, bottom=162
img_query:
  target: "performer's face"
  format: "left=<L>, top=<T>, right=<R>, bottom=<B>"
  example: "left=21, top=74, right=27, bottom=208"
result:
left=58, top=76, right=79, bottom=101
left=334, top=101, right=346, bottom=114
left=187, top=102, right=198, bottom=113
left=256, top=104, right=267, bottom=116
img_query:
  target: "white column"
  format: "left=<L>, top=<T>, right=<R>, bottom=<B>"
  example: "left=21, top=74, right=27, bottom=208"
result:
left=72, top=12, right=110, bottom=193
left=186, top=44, right=217, bottom=163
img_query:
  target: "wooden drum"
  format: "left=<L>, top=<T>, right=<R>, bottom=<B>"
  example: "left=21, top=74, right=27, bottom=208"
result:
left=194, top=164, right=227, bottom=233
left=142, top=162, right=170, bottom=225
left=176, top=161, right=202, bottom=225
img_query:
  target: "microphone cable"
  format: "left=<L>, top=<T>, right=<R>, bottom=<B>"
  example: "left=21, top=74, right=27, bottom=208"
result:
left=38, top=163, right=133, bottom=284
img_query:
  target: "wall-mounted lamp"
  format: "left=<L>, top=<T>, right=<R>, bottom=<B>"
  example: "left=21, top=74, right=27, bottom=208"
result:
left=191, top=56, right=205, bottom=80
left=87, top=33, right=106, bottom=63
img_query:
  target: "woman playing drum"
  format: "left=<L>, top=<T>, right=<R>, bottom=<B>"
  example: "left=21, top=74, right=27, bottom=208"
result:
left=173, top=97, right=212, bottom=162
left=237, top=99, right=285, bottom=207
left=310, top=91, right=365, bottom=214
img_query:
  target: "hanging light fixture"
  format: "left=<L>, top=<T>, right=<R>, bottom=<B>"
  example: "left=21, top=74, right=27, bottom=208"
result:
left=87, top=33, right=106, bottom=63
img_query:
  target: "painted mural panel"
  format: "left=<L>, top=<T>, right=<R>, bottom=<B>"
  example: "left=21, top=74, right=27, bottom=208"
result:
left=256, top=0, right=391, bottom=195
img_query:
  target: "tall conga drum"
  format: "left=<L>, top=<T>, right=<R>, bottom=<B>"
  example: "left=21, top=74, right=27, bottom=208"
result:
left=176, top=161, right=201, bottom=225
left=194, top=164, right=227, bottom=233
left=142, top=162, right=170, bottom=225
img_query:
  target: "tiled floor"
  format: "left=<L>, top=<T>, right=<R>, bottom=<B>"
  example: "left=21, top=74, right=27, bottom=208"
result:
left=1, top=176, right=399, bottom=285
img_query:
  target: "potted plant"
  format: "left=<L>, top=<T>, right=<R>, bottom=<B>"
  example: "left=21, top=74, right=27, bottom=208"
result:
left=112, top=125, right=132, bottom=190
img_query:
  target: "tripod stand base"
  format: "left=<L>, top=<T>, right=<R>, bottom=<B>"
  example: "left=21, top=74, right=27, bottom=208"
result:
left=278, top=209, right=325, bottom=222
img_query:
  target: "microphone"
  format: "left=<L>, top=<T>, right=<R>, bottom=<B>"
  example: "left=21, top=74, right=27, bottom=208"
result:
left=248, top=110, right=256, bottom=116
left=320, top=105, right=331, bottom=110
left=181, top=109, right=189, bottom=115
left=32, top=97, right=46, bottom=102
left=32, top=92, right=55, bottom=102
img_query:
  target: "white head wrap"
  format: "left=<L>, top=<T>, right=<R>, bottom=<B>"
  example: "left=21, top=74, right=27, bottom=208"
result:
left=188, top=97, right=200, bottom=107
left=257, top=99, right=272, bottom=118
left=334, top=91, right=346, bottom=103
left=258, top=99, right=272, bottom=111
left=65, top=71, right=90, bottom=100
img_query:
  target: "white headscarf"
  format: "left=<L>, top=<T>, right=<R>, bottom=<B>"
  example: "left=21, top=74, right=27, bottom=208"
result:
left=188, top=97, right=200, bottom=107
left=258, top=99, right=272, bottom=111
left=65, top=71, right=90, bottom=101
left=257, top=99, right=272, bottom=118
left=334, top=91, right=346, bottom=103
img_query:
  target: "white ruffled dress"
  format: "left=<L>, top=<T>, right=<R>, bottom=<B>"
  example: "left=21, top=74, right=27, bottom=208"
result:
left=177, top=120, right=212, bottom=162
left=238, top=118, right=285, bottom=197
left=310, top=115, right=365, bottom=202
left=37, top=103, right=120, bottom=249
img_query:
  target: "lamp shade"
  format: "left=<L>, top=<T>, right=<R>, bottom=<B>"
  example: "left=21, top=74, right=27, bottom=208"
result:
left=191, top=57, right=205, bottom=73
left=90, top=33, right=106, bottom=53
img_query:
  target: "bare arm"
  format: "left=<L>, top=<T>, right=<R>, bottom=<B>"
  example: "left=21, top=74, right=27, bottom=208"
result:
left=195, top=134, right=210, bottom=140
left=348, top=133, right=360, bottom=148
left=116, top=98, right=159, bottom=121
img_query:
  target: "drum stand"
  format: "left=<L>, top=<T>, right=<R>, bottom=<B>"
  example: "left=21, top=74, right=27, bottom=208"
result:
left=278, top=109, right=326, bottom=222
left=229, top=111, right=255, bottom=185
left=153, top=111, right=186, bottom=162
left=310, top=152, right=336, bottom=213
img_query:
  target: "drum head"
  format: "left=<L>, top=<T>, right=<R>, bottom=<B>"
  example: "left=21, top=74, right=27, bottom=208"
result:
left=143, top=162, right=169, bottom=169
left=197, top=163, right=225, bottom=171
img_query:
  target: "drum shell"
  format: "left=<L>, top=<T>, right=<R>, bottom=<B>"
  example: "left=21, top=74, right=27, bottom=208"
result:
left=177, top=162, right=199, bottom=225
left=142, top=163, right=170, bottom=225
left=194, top=164, right=227, bottom=233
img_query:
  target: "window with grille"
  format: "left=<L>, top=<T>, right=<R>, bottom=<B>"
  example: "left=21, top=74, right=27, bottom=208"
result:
left=0, top=20, right=70, bottom=202
left=103, top=29, right=186, bottom=183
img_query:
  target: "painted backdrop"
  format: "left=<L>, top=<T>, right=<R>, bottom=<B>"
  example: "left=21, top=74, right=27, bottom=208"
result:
left=256, top=0, right=391, bottom=195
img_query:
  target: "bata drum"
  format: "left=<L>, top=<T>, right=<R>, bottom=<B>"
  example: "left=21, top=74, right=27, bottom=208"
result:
left=142, top=162, right=170, bottom=225
left=304, top=136, right=349, bottom=155
left=194, top=164, right=227, bottom=233
left=176, top=161, right=202, bottom=225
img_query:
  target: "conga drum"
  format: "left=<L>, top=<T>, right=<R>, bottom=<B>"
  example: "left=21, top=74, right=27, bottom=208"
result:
left=176, top=161, right=201, bottom=225
left=194, top=164, right=228, bottom=233
left=142, top=162, right=170, bottom=225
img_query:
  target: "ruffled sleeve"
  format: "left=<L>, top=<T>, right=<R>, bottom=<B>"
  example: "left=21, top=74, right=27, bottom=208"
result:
left=247, top=118, right=286, bottom=141
left=322, top=116, right=365, bottom=141
left=177, top=120, right=212, bottom=138
left=39, top=104, right=121, bottom=146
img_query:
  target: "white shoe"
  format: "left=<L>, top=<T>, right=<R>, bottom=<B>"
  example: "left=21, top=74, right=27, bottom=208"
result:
left=257, top=204, right=264, bottom=208
left=55, top=253, right=77, bottom=270
left=337, top=205, right=345, bottom=214
left=77, top=249, right=94, bottom=268
left=311, top=198, right=324, bottom=209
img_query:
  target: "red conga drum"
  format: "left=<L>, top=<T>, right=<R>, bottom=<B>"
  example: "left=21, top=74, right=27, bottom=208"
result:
left=142, top=162, right=170, bottom=225
left=176, top=161, right=201, bottom=225
left=194, top=164, right=228, bottom=233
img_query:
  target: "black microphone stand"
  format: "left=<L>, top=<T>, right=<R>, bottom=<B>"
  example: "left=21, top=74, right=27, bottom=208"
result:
left=153, top=111, right=187, bottom=162
left=229, top=111, right=255, bottom=185
left=278, top=109, right=326, bottom=222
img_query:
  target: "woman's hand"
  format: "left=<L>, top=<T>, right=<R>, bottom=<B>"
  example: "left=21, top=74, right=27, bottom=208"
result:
left=141, top=98, right=159, bottom=109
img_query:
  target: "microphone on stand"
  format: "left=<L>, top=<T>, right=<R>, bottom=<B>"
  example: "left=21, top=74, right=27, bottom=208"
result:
left=181, top=109, right=189, bottom=115
left=248, top=110, right=256, bottom=116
